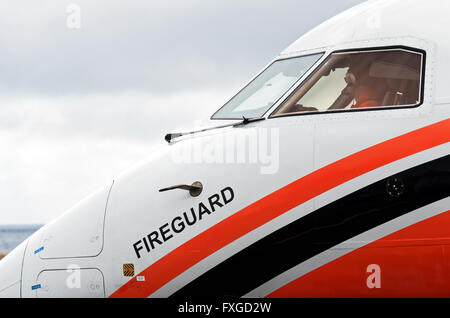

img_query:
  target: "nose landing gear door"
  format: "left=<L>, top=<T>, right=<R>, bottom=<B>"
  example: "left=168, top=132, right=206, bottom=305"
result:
left=39, top=183, right=113, bottom=259
left=21, top=182, right=114, bottom=298
left=35, top=268, right=105, bottom=298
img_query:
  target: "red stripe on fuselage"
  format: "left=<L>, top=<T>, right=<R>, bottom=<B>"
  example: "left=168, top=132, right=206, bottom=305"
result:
left=110, top=119, right=450, bottom=298
left=268, top=209, right=450, bottom=298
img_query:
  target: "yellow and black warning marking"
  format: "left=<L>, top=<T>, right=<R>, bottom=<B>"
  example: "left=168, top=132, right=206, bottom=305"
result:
left=123, top=263, right=135, bottom=277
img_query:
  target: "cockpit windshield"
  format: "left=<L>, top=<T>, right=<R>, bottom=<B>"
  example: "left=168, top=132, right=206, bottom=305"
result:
left=212, top=53, right=323, bottom=119
left=271, top=48, right=423, bottom=116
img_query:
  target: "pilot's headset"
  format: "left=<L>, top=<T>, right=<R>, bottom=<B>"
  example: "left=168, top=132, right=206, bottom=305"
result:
left=342, top=71, right=357, bottom=98
left=344, top=72, right=357, bottom=87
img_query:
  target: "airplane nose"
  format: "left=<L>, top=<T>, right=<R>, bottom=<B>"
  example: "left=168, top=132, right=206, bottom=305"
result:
left=0, top=240, right=28, bottom=298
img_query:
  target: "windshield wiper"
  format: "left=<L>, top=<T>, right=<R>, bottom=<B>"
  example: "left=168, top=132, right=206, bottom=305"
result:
left=164, top=117, right=265, bottom=143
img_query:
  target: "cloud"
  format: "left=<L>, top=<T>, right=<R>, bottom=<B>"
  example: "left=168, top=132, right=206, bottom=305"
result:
left=0, top=90, right=229, bottom=141
left=0, top=90, right=229, bottom=224
left=0, top=0, right=365, bottom=96
left=0, top=0, right=366, bottom=224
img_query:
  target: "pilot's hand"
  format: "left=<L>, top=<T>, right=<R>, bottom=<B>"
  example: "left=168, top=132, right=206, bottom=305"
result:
left=281, top=104, right=318, bottom=114
left=295, top=105, right=318, bottom=112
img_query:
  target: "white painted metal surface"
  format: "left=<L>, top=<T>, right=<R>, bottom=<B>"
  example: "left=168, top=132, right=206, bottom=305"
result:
left=0, top=0, right=449, bottom=298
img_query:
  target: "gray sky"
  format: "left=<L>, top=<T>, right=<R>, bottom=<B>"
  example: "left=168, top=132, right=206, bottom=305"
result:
left=0, top=0, right=365, bottom=224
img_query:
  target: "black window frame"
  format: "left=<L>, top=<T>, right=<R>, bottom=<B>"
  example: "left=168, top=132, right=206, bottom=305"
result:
left=268, top=45, right=426, bottom=119
left=210, top=52, right=325, bottom=121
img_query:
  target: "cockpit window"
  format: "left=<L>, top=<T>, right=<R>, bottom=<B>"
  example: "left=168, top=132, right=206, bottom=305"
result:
left=271, top=48, right=423, bottom=117
left=212, top=53, right=323, bottom=119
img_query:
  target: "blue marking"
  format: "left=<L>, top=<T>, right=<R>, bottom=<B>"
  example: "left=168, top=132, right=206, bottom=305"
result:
left=34, top=246, right=44, bottom=254
left=31, top=284, right=41, bottom=290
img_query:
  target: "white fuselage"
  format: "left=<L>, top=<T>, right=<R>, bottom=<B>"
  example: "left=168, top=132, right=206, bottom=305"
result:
left=0, top=0, right=449, bottom=298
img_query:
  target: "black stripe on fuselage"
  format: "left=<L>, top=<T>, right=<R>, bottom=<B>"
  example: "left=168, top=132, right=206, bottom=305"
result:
left=171, top=155, right=450, bottom=298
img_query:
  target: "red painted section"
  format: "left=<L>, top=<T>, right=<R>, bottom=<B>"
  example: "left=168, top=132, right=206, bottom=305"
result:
left=110, top=119, right=450, bottom=298
left=268, top=210, right=450, bottom=298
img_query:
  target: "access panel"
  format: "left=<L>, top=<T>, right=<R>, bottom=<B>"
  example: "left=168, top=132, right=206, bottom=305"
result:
left=35, top=268, right=105, bottom=298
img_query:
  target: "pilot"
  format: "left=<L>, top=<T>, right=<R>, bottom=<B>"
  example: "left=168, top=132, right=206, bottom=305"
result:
left=347, top=73, right=382, bottom=109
